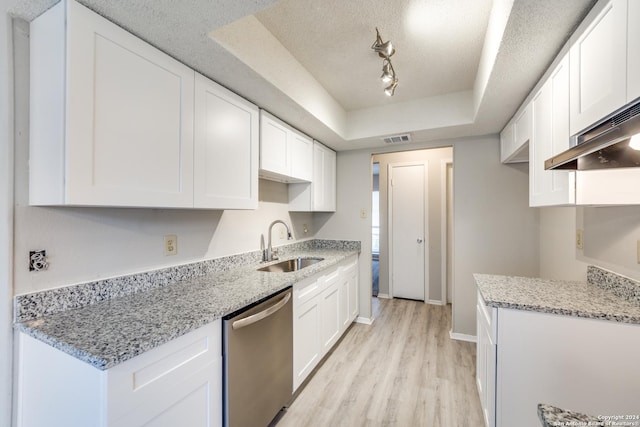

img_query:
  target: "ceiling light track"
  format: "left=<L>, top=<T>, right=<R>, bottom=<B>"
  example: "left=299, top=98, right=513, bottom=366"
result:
left=371, top=28, right=398, bottom=96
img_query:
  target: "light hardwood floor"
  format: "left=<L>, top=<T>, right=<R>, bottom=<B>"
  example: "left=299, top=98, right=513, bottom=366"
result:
left=277, top=298, right=484, bottom=427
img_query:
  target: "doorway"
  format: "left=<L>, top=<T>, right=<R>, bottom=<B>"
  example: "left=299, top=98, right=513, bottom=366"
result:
left=371, top=147, right=453, bottom=309
left=388, top=162, right=427, bottom=301
left=371, top=163, right=380, bottom=297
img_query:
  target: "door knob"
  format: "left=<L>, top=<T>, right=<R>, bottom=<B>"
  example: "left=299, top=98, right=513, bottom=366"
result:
left=417, top=238, right=423, bottom=243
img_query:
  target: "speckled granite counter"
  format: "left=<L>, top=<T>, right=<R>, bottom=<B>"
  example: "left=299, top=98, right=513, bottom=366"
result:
left=474, top=266, right=640, bottom=324
left=538, top=404, right=603, bottom=427
left=14, top=240, right=360, bottom=370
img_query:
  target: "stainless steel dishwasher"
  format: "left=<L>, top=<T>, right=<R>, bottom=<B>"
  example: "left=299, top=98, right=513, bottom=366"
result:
left=223, top=287, right=293, bottom=427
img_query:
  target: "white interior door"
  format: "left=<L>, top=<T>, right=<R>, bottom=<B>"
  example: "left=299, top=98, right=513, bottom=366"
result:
left=389, top=162, right=427, bottom=301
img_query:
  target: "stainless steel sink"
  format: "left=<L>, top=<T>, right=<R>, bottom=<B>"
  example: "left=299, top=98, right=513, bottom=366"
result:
left=257, top=257, right=324, bottom=273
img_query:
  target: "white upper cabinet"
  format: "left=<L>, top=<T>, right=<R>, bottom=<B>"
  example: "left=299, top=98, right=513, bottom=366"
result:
left=289, top=133, right=314, bottom=182
left=313, top=142, right=337, bottom=212
left=259, top=111, right=313, bottom=183
left=289, top=141, right=337, bottom=212
left=530, top=55, right=575, bottom=207
left=627, top=0, right=640, bottom=102
left=569, top=0, right=628, bottom=135
left=29, top=0, right=195, bottom=207
left=260, top=112, right=290, bottom=178
left=500, top=104, right=530, bottom=163
left=499, top=122, right=516, bottom=163
left=194, top=74, right=258, bottom=209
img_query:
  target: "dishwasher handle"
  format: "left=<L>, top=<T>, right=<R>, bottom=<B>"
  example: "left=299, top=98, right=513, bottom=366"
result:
left=232, top=292, right=291, bottom=330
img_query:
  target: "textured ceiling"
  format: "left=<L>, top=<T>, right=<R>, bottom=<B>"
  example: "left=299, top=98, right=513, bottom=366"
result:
left=10, top=0, right=597, bottom=151
left=255, top=0, right=492, bottom=111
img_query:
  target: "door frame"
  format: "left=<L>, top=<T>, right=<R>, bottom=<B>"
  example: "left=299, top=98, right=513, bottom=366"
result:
left=440, top=158, right=453, bottom=305
left=387, top=161, right=429, bottom=301
left=1, top=7, right=14, bottom=427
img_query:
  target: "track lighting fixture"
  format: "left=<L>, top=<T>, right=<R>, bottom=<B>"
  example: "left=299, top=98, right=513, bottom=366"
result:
left=371, top=28, right=397, bottom=96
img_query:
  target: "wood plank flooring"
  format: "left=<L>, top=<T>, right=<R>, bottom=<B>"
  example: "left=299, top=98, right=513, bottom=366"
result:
left=277, top=298, right=484, bottom=427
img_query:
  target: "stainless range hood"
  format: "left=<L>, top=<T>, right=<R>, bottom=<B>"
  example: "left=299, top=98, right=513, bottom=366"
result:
left=545, top=99, right=640, bottom=170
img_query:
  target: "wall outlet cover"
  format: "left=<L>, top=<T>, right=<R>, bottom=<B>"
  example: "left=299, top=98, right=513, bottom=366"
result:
left=576, top=229, right=584, bottom=250
left=164, top=235, right=177, bottom=256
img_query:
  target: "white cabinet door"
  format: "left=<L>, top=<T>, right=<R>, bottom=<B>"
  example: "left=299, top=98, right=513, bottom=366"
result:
left=30, top=0, right=195, bottom=207
left=499, top=122, right=515, bottom=163
left=512, top=104, right=532, bottom=162
left=570, top=0, right=628, bottom=135
left=319, top=272, right=341, bottom=354
left=338, top=275, right=350, bottom=334
left=500, top=105, right=530, bottom=164
left=288, top=141, right=337, bottom=212
left=344, top=259, right=359, bottom=322
left=530, top=55, right=575, bottom=207
left=476, top=294, right=496, bottom=427
left=292, top=292, right=322, bottom=391
left=313, top=142, right=337, bottom=212
left=260, top=111, right=290, bottom=178
left=497, top=309, right=640, bottom=427
left=289, top=132, right=313, bottom=182
left=628, top=0, right=640, bottom=103
left=259, top=111, right=313, bottom=183
left=194, top=74, right=258, bottom=209
left=17, top=321, right=222, bottom=427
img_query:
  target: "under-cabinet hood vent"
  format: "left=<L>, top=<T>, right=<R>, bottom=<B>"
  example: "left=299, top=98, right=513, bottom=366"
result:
left=382, top=134, right=411, bottom=144
left=545, top=98, right=640, bottom=171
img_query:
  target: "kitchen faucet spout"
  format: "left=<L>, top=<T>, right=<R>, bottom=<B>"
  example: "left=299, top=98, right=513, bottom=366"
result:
left=264, top=220, right=292, bottom=262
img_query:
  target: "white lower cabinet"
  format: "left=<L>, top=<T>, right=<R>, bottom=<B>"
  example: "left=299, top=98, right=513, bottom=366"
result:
left=17, top=321, right=222, bottom=427
left=477, top=294, right=640, bottom=427
left=319, top=270, right=341, bottom=354
left=476, top=292, right=497, bottom=427
left=293, top=255, right=359, bottom=391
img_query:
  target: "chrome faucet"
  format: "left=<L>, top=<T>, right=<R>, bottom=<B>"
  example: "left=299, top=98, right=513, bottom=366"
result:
left=263, top=220, right=293, bottom=262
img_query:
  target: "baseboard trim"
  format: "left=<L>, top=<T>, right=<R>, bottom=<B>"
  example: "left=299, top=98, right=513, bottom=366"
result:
left=376, top=293, right=391, bottom=299
left=355, top=316, right=374, bottom=325
left=449, top=331, right=477, bottom=343
left=427, top=299, right=445, bottom=306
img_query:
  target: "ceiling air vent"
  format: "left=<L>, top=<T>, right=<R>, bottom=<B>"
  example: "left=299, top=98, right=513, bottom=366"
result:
left=382, top=134, right=411, bottom=144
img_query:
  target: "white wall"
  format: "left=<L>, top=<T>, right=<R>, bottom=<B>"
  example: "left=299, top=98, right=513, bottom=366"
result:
left=372, top=148, right=453, bottom=302
left=538, top=205, right=640, bottom=284
left=1, top=1, right=13, bottom=425
left=11, top=23, right=313, bottom=296
left=539, top=207, right=587, bottom=281
left=452, top=138, right=538, bottom=336
left=316, top=136, right=539, bottom=334
left=578, top=206, right=640, bottom=281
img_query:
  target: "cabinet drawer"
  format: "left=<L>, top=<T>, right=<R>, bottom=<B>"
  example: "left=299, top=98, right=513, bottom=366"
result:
left=294, top=275, right=323, bottom=305
left=107, top=321, right=220, bottom=421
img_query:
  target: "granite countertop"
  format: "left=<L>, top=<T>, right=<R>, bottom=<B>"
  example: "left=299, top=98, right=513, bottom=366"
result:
left=538, top=404, right=604, bottom=427
left=15, top=246, right=358, bottom=370
left=474, top=271, right=640, bottom=324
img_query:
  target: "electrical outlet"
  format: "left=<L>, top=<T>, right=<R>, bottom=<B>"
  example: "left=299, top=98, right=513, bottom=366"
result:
left=576, top=229, right=584, bottom=249
left=360, top=208, right=367, bottom=219
left=164, top=235, right=177, bottom=256
left=29, top=250, right=48, bottom=271
left=303, top=224, right=308, bottom=234
left=279, top=229, right=285, bottom=239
